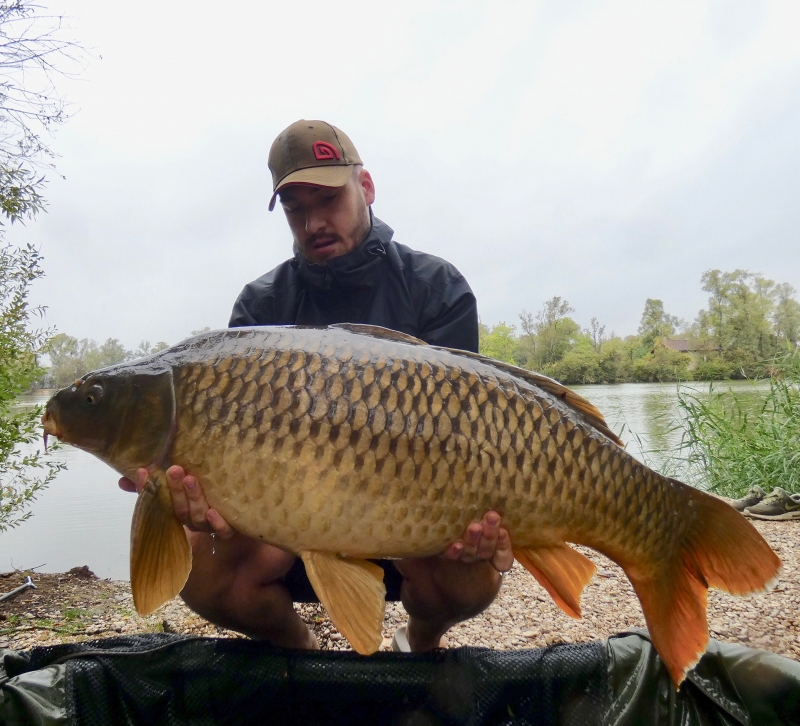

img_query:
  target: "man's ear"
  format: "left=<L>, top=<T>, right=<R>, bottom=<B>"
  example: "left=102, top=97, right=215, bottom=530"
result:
left=358, top=168, right=376, bottom=206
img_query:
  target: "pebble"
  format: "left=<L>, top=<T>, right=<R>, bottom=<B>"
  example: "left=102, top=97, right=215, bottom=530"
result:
left=2, top=521, right=798, bottom=664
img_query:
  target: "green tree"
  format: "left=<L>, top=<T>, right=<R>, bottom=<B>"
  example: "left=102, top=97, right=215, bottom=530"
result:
left=637, top=298, right=684, bottom=350
left=0, top=2, right=82, bottom=529
left=47, top=334, right=132, bottom=388
left=772, top=283, right=800, bottom=348
left=478, top=321, right=518, bottom=364
left=84, top=338, right=128, bottom=371
left=549, top=335, right=600, bottom=384
left=695, top=269, right=796, bottom=376
left=587, top=317, right=606, bottom=352
left=1, top=244, right=64, bottom=530
left=518, top=297, right=579, bottom=370
left=597, top=336, right=635, bottom=383
left=632, top=344, right=691, bottom=382
left=134, top=340, right=170, bottom=358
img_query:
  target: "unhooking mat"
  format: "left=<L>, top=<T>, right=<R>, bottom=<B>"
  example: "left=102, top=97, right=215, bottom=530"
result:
left=0, top=629, right=798, bottom=725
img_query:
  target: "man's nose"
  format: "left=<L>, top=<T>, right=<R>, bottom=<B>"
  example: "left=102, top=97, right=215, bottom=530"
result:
left=305, top=207, right=327, bottom=234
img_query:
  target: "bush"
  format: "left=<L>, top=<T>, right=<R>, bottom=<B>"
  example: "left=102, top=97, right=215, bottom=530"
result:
left=692, top=356, right=734, bottom=381
left=632, top=345, right=691, bottom=382
left=676, top=352, right=800, bottom=498
left=548, top=340, right=601, bottom=384
left=0, top=244, right=64, bottom=531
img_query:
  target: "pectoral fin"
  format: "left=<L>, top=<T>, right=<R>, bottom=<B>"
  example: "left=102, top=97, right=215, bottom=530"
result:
left=301, top=551, right=386, bottom=655
left=514, top=543, right=596, bottom=618
left=130, top=474, right=192, bottom=615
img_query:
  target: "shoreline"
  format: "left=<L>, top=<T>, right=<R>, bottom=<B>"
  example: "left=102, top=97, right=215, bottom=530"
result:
left=1, top=520, right=797, bottom=660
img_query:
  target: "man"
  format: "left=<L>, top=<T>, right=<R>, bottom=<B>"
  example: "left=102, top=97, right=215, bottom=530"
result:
left=121, top=120, right=513, bottom=652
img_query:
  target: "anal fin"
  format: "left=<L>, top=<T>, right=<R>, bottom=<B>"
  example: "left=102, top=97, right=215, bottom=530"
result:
left=514, top=543, right=596, bottom=618
left=131, top=473, right=192, bottom=615
left=301, top=551, right=386, bottom=655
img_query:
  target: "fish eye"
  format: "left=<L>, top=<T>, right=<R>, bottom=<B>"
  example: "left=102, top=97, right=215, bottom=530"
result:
left=85, top=383, right=104, bottom=406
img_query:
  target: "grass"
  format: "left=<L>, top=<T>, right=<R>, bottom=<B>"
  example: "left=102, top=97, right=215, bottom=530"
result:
left=671, top=351, right=800, bottom=499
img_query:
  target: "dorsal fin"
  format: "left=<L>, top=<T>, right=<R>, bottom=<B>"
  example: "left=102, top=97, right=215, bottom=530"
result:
left=329, top=323, right=427, bottom=346
left=435, top=348, right=624, bottom=447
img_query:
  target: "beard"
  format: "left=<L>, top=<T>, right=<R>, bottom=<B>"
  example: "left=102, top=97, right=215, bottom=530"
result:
left=294, top=203, right=372, bottom=265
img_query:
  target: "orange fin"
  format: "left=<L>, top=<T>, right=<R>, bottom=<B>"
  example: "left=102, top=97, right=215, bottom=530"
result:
left=626, top=481, right=782, bottom=687
left=514, top=543, right=596, bottom=618
left=301, top=551, right=386, bottom=655
left=130, top=473, right=192, bottom=615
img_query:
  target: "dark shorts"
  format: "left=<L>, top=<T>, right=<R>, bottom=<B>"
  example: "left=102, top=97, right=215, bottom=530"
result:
left=282, top=557, right=404, bottom=603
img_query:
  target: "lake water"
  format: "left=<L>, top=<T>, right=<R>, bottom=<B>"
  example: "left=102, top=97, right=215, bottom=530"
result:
left=0, top=382, right=765, bottom=580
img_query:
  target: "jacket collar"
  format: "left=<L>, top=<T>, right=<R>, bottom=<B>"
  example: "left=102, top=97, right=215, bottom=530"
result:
left=294, top=213, right=394, bottom=291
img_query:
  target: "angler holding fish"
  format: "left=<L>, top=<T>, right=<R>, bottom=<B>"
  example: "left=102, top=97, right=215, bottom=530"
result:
left=124, top=120, right=516, bottom=655
left=42, top=121, right=781, bottom=688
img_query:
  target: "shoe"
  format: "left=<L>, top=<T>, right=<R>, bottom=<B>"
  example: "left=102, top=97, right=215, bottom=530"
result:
left=391, top=625, right=410, bottom=652
left=390, top=625, right=447, bottom=652
left=744, top=487, right=800, bottom=520
left=730, top=485, right=768, bottom=512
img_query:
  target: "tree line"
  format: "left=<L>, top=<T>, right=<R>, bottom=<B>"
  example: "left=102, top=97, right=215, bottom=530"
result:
left=39, top=329, right=211, bottom=389
left=479, top=269, right=800, bottom=385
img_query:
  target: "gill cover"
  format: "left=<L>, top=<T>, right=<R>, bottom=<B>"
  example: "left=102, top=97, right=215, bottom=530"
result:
left=106, top=367, right=176, bottom=472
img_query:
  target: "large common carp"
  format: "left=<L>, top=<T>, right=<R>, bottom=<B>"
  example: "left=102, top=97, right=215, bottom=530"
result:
left=42, top=324, right=780, bottom=684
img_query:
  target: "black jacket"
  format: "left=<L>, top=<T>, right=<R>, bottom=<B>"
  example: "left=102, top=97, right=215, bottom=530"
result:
left=229, top=216, right=479, bottom=353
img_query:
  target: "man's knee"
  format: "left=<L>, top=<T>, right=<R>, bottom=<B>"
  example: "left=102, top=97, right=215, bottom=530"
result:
left=179, top=533, right=301, bottom=639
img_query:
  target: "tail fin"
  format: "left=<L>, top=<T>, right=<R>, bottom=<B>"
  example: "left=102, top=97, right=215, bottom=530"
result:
left=627, top=481, right=781, bottom=687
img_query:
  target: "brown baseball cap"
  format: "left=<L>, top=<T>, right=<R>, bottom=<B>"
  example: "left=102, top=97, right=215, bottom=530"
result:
left=268, top=120, right=363, bottom=211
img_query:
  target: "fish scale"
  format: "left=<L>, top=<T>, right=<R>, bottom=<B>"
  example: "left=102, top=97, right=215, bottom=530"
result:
left=43, top=324, right=781, bottom=685
left=168, top=330, right=654, bottom=558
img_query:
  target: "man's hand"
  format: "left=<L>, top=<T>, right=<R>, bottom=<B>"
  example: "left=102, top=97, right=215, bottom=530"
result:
left=441, top=511, right=514, bottom=573
left=118, top=466, right=234, bottom=539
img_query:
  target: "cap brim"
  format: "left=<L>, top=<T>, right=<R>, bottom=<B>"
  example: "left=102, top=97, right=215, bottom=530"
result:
left=268, top=165, right=354, bottom=211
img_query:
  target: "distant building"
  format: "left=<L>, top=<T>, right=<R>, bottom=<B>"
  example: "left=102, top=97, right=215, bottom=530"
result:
left=661, top=339, right=721, bottom=353
left=658, top=338, right=721, bottom=370
left=662, top=339, right=691, bottom=353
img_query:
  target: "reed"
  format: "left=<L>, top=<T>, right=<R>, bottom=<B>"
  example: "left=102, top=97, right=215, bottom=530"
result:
left=673, top=352, right=800, bottom=499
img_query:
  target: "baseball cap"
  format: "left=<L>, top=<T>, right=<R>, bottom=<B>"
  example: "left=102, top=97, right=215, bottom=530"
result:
left=268, top=120, right=363, bottom=211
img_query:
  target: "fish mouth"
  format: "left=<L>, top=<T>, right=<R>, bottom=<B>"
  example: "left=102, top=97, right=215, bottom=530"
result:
left=42, top=409, right=62, bottom=450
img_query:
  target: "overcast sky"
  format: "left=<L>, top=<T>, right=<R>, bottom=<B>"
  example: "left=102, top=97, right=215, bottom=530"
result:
left=9, top=0, right=800, bottom=349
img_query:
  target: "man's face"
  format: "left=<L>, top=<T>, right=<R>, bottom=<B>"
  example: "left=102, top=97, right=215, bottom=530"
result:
left=279, top=168, right=376, bottom=265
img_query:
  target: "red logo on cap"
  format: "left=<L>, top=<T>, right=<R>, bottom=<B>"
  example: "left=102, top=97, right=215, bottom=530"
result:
left=313, top=141, right=341, bottom=161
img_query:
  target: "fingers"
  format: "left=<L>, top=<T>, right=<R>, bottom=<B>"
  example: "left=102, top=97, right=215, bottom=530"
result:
left=460, top=522, right=484, bottom=560
left=168, top=466, right=210, bottom=530
left=122, top=465, right=234, bottom=538
left=167, top=465, right=191, bottom=524
left=206, top=508, right=235, bottom=540
left=118, top=477, right=136, bottom=493
left=443, top=511, right=514, bottom=573
left=475, top=511, right=501, bottom=561
left=165, top=465, right=234, bottom=536
left=492, top=528, right=514, bottom=573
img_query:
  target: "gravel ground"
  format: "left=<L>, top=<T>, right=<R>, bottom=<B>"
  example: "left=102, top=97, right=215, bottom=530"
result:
left=1, top=520, right=798, bottom=662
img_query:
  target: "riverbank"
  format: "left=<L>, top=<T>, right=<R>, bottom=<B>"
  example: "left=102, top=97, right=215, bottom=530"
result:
left=1, top=520, right=797, bottom=660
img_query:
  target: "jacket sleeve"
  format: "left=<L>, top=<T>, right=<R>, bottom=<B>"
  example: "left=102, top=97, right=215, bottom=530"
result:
left=228, top=288, right=259, bottom=328
left=419, top=276, right=479, bottom=353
